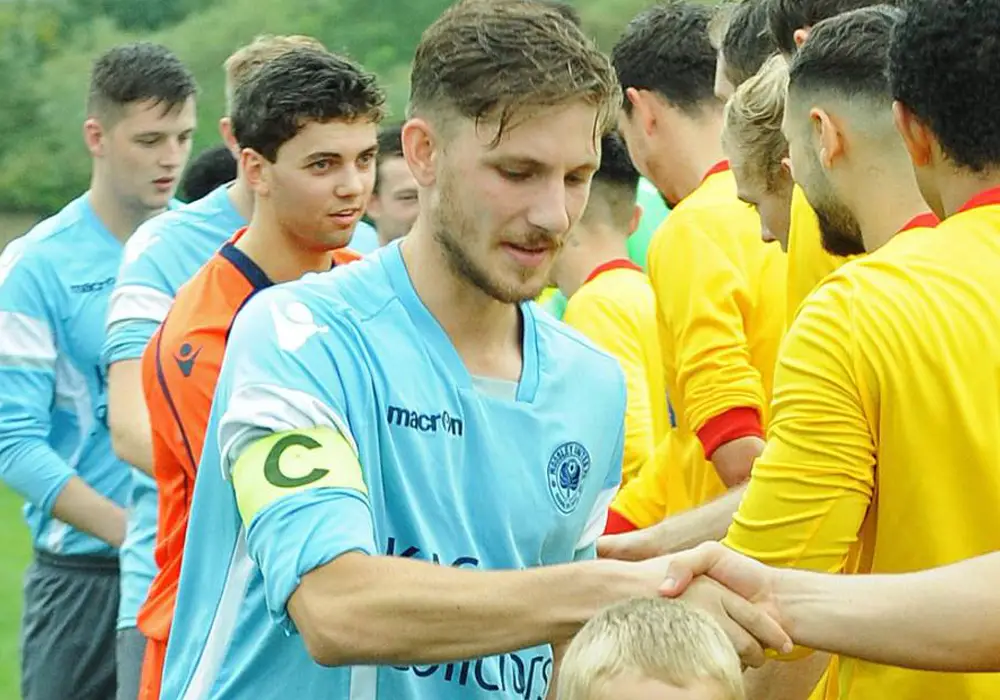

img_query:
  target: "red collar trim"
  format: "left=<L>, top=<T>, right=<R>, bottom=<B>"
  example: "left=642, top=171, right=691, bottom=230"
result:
left=584, top=258, right=643, bottom=285
left=701, top=160, right=730, bottom=184
left=956, top=186, right=1000, bottom=214
left=898, top=212, right=939, bottom=233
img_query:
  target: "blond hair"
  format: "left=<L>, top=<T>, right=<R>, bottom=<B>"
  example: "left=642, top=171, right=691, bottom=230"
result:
left=721, top=53, right=789, bottom=190
left=557, top=599, right=745, bottom=700
left=223, top=34, right=327, bottom=113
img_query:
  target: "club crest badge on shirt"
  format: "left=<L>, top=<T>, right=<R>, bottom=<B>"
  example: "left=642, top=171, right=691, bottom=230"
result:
left=547, top=441, right=591, bottom=514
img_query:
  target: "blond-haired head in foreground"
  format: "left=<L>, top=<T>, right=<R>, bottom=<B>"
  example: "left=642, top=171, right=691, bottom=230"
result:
left=721, top=53, right=794, bottom=251
left=557, top=598, right=745, bottom=700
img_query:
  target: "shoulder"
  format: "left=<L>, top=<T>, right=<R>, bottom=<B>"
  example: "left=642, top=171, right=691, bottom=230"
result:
left=0, top=197, right=93, bottom=289
left=658, top=174, right=759, bottom=245
left=122, top=195, right=232, bottom=272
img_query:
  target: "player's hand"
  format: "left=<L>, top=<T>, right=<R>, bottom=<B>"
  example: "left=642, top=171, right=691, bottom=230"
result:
left=660, top=542, right=792, bottom=654
left=676, top=576, right=793, bottom=668
left=598, top=522, right=673, bottom=561
left=660, top=541, right=777, bottom=604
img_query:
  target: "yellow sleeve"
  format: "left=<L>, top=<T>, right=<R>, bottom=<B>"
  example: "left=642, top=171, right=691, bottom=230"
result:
left=564, top=293, right=654, bottom=485
left=723, top=276, right=875, bottom=573
left=653, top=214, right=766, bottom=435
left=785, top=187, right=850, bottom=324
left=611, top=429, right=697, bottom=527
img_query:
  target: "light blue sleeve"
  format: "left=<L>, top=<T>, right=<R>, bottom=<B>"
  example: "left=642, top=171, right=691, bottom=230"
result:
left=102, top=226, right=176, bottom=367
left=0, top=246, right=75, bottom=512
left=247, top=489, right=377, bottom=634
left=218, top=286, right=377, bottom=632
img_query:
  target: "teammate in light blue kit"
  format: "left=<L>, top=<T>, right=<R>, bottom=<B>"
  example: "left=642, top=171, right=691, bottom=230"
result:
left=0, top=44, right=197, bottom=700
left=159, top=5, right=786, bottom=699
left=102, top=34, right=332, bottom=700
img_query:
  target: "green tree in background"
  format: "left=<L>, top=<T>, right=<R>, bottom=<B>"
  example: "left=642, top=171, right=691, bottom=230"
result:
left=0, top=0, right=707, bottom=215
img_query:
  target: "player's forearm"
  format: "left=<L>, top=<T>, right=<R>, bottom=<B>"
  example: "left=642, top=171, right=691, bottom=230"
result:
left=776, top=557, right=1000, bottom=672
left=50, top=475, right=127, bottom=548
left=654, top=484, right=746, bottom=553
left=290, top=551, right=650, bottom=667
left=107, top=360, right=154, bottom=475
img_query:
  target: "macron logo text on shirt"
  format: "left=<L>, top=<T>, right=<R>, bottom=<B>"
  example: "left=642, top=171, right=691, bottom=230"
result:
left=386, top=405, right=464, bottom=438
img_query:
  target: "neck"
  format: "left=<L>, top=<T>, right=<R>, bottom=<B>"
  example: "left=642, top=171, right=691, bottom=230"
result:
left=400, top=217, right=521, bottom=378
left=376, top=227, right=393, bottom=248
left=559, top=227, right=631, bottom=298
left=226, top=172, right=255, bottom=222
left=936, top=168, right=1000, bottom=218
left=235, top=208, right=334, bottom=284
left=849, top=169, right=931, bottom=251
left=88, top=174, right=159, bottom=242
left=660, top=111, right=726, bottom=203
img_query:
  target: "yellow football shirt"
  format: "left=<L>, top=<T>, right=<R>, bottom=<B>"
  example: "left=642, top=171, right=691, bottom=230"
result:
left=610, top=162, right=786, bottom=528
left=725, top=194, right=1000, bottom=699
left=562, top=260, right=667, bottom=486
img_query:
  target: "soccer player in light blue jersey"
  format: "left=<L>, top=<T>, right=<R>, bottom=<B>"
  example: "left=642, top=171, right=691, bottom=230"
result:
left=101, top=33, right=335, bottom=700
left=0, top=43, right=196, bottom=700
left=160, top=3, right=788, bottom=700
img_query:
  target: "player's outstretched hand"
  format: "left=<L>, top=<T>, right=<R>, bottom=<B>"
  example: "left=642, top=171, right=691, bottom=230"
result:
left=659, top=542, right=793, bottom=657
left=672, top=577, right=792, bottom=668
left=631, top=551, right=792, bottom=668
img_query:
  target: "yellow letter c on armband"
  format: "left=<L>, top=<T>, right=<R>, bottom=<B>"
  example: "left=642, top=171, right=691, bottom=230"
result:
left=232, top=426, right=366, bottom=528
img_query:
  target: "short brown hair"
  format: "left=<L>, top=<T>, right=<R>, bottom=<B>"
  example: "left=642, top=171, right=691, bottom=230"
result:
left=224, top=34, right=326, bottom=113
left=558, top=598, right=745, bottom=700
left=408, top=0, right=620, bottom=144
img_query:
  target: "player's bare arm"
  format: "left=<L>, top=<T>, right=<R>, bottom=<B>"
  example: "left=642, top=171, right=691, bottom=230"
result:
left=232, top=427, right=789, bottom=670
left=107, top=358, right=154, bottom=476
left=600, top=484, right=748, bottom=560
left=51, top=476, right=127, bottom=548
left=664, top=542, right=1000, bottom=673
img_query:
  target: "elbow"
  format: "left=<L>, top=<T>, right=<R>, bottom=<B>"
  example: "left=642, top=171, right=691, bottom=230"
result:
left=290, top=574, right=371, bottom=667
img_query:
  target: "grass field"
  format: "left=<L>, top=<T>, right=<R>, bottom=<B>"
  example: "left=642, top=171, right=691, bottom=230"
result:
left=0, top=486, right=29, bottom=697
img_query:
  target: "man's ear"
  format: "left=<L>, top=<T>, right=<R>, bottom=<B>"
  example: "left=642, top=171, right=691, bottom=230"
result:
left=219, top=117, right=240, bottom=159
left=892, top=100, right=935, bottom=169
left=83, top=118, right=106, bottom=158
left=810, top=107, right=846, bottom=170
left=241, top=148, right=269, bottom=197
left=401, top=118, right=438, bottom=188
left=628, top=203, right=643, bottom=236
left=626, top=88, right=658, bottom=138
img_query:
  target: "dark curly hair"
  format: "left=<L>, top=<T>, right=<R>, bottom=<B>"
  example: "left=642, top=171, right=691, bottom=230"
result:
left=890, top=0, right=1000, bottom=173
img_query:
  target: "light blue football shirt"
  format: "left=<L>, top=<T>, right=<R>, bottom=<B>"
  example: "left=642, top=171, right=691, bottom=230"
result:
left=348, top=220, right=380, bottom=254
left=161, top=242, right=626, bottom=700
left=103, top=183, right=246, bottom=629
left=0, top=194, right=131, bottom=557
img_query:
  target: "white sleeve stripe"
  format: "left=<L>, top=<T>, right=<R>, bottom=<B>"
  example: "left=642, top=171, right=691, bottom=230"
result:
left=106, top=285, right=173, bottom=327
left=0, top=311, right=56, bottom=368
left=575, top=485, right=618, bottom=552
left=218, top=383, right=358, bottom=481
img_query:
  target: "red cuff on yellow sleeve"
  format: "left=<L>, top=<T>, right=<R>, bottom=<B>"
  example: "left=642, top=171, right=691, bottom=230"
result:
left=603, top=509, right=638, bottom=535
left=696, top=407, right=763, bottom=460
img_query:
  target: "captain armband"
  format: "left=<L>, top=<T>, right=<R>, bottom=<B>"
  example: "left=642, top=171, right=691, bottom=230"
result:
left=231, top=426, right=365, bottom=528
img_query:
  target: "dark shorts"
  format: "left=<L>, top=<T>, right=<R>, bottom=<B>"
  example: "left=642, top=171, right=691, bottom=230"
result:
left=116, top=626, right=148, bottom=700
left=20, top=550, right=119, bottom=700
